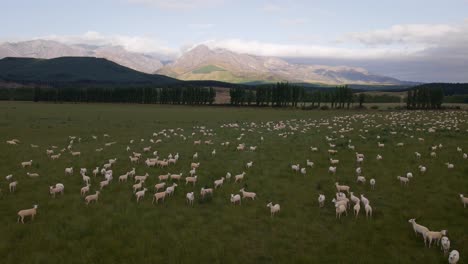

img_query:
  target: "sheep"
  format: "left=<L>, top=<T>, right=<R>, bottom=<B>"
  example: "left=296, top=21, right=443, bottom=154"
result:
left=170, top=173, right=183, bottom=182
left=226, top=172, right=232, bottom=181
left=9, top=181, right=18, bottom=192
left=425, top=230, right=447, bottom=248
left=441, top=236, right=450, bottom=256
left=92, top=167, right=99, bottom=177
left=70, top=151, right=81, bottom=157
left=50, top=153, right=61, bottom=160
left=185, top=176, right=197, bottom=186
left=246, top=161, right=253, bottom=169
left=350, top=192, right=360, bottom=204
left=118, top=173, right=129, bottom=182
left=318, top=194, right=325, bottom=208
left=80, top=168, right=87, bottom=175
left=335, top=182, right=350, bottom=194
left=376, top=154, right=383, bottom=160
left=332, top=198, right=349, bottom=209
left=356, top=176, right=366, bottom=184
left=82, top=174, right=91, bottom=185
left=408, top=219, right=429, bottom=241
left=463, top=153, right=467, bottom=159
left=406, top=172, right=413, bottom=179
left=448, top=250, right=459, bottom=264
left=154, top=182, right=166, bottom=192
left=330, top=158, right=339, bottom=165
left=81, top=184, right=91, bottom=196
left=133, top=181, right=145, bottom=193
left=158, top=173, right=170, bottom=182
left=134, top=173, right=149, bottom=183
left=365, top=204, right=372, bottom=219
left=214, top=177, right=225, bottom=189
left=236, top=144, right=245, bottom=151
left=306, top=160, right=314, bottom=167
left=85, top=191, right=100, bottom=205
left=415, top=152, right=421, bottom=159
left=186, top=192, right=195, bottom=206
left=459, top=194, right=468, bottom=208
left=356, top=167, right=362, bottom=175
left=200, top=187, right=213, bottom=198
left=135, top=188, right=148, bottom=203
left=397, top=176, right=410, bottom=186
left=193, top=152, right=198, bottom=159
left=129, top=156, right=139, bottom=163
left=234, top=172, right=246, bottom=183
left=370, top=179, right=376, bottom=190
left=291, top=164, right=300, bottom=172
left=418, top=165, right=427, bottom=174
left=445, top=162, right=454, bottom=169
left=377, top=142, right=384, bottom=148
left=335, top=204, right=347, bottom=219
left=21, top=160, right=33, bottom=168
left=65, top=167, right=73, bottom=176
left=239, top=188, right=256, bottom=200
left=353, top=202, right=361, bottom=218
left=328, top=166, right=337, bottom=174
left=310, top=147, right=318, bottom=152
left=26, top=172, right=39, bottom=178
left=328, top=149, right=338, bottom=155
left=267, top=202, right=280, bottom=216
left=5, top=174, right=13, bottom=181
left=100, top=179, right=110, bottom=190
left=191, top=162, right=200, bottom=169
left=360, top=195, right=369, bottom=206
left=165, top=183, right=178, bottom=196
left=17, top=205, right=38, bottom=223
left=152, top=191, right=166, bottom=204
left=49, top=183, right=64, bottom=197
left=430, top=151, right=437, bottom=158
left=356, top=157, right=364, bottom=164
left=230, top=194, right=242, bottom=205
left=189, top=168, right=197, bottom=176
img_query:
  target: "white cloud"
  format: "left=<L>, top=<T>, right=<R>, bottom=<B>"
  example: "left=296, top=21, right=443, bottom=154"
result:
left=261, top=3, right=282, bottom=12
left=40, top=31, right=178, bottom=57
left=126, top=0, right=224, bottom=10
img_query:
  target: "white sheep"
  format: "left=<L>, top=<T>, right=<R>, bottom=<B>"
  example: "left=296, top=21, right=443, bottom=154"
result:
left=165, top=183, right=178, bottom=196
left=360, top=195, right=369, bottom=206
left=185, top=176, right=198, bottom=186
left=214, top=177, right=225, bottom=189
left=81, top=184, right=91, bottom=196
left=397, top=176, right=410, bottom=186
left=135, top=188, right=148, bottom=203
left=370, top=179, right=376, bottom=190
left=5, top=174, right=13, bottom=181
left=200, top=187, right=213, bottom=198
left=376, top=154, right=383, bottom=160
left=118, top=172, right=129, bottom=182
left=239, top=188, right=256, bottom=200
left=441, top=236, right=450, bottom=256
left=415, top=152, right=421, bottom=159
left=85, top=191, right=100, bottom=205
left=406, top=172, right=413, bottom=178
left=152, top=191, right=166, bottom=204
left=419, top=165, right=427, bottom=174
left=365, top=204, right=372, bottom=219
left=459, top=194, right=468, bottom=208
left=246, top=161, right=253, bottom=169
left=356, top=176, right=366, bottom=184
left=17, top=205, right=38, bottom=223
left=267, top=202, right=280, bottom=216
left=306, top=160, right=314, bottom=167
left=408, top=219, right=429, bottom=241
left=353, top=202, right=360, bottom=218
left=226, top=172, right=232, bottom=181
left=328, top=166, right=337, bottom=174
left=21, top=160, right=33, bottom=168
left=335, top=182, right=350, bottom=194
left=445, top=162, right=454, bottom=169
left=26, top=172, right=39, bottom=178
left=82, top=174, right=91, bottom=185
left=186, top=192, right=195, bottom=206
left=234, top=172, right=246, bottom=183
left=335, top=204, right=347, bottom=219
left=448, top=250, right=459, bottom=264
left=65, top=167, right=73, bottom=176
left=425, top=230, right=447, bottom=248
left=49, top=183, right=64, bottom=197
left=134, top=173, right=149, bottom=183
left=100, top=179, right=110, bottom=190
left=92, top=167, right=99, bottom=177
left=230, top=194, right=241, bottom=205
left=330, top=158, right=339, bottom=165
left=9, top=181, right=18, bottom=192
left=291, top=164, right=300, bottom=172
left=318, top=194, right=325, bottom=208
left=154, top=182, right=166, bottom=192
left=170, top=173, right=183, bottom=182
left=133, top=181, right=145, bottom=193
left=350, top=192, right=360, bottom=204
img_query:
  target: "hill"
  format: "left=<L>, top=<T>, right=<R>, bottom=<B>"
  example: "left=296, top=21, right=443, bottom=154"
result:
left=0, top=57, right=179, bottom=86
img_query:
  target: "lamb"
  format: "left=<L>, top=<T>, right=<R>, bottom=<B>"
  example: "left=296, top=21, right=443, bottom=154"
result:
left=17, top=205, right=38, bottom=223
left=356, top=176, right=366, bottom=184
left=129, top=156, right=139, bottom=163
left=158, top=173, right=170, bottom=182
left=335, top=204, right=347, bottom=219
left=165, top=183, right=178, bottom=196
left=92, top=167, right=99, bottom=177
left=418, top=165, right=427, bottom=174
left=154, top=182, right=166, bottom=192
left=118, top=172, right=129, bottom=182
left=135, top=188, right=148, bottom=203
left=329, top=158, right=339, bottom=165
left=21, top=160, right=33, bottom=168
left=408, top=219, right=429, bottom=241
left=133, top=181, right=145, bottom=193
left=239, top=188, right=256, bottom=200
left=82, top=174, right=91, bottom=185
left=134, top=173, right=149, bottom=183
left=430, top=152, right=437, bottom=158
left=376, top=154, right=383, bottom=160
left=225, top=172, right=232, bottom=181
left=50, top=153, right=61, bottom=160
left=353, top=202, right=361, bottom=218
left=100, top=179, right=110, bottom=190
left=459, top=194, right=468, bottom=208
left=185, top=176, right=197, bottom=186
left=424, top=230, right=447, bottom=248
left=5, top=174, right=13, bottom=181
left=85, top=191, right=100, bottom=205
left=65, top=167, right=73, bottom=176
left=81, top=184, right=91, bottom=196
left=306, top=160, right=314, bottom=167
left=370, top=179, right=376, bottom=190
left=234, top=172, right=246, bottom=183
left=9, top=181, right=18, bottom=192
left=26, top=172, right=39, bottom=178
left=397, top=176, right=410, bottom=186
left=200, top=187, right=213, bottom=198
left=80, top=168, right=87, bottom=175
left=189, top=168, right=197, bottom=176
left=211, top=149, right=216, bottom=156
left=440, top=236, right=450, bottom=256
left=310, top=147, right=318, bottom=152
left=186, top=192, right=195, bottom=206
left=170, top=173, right=183, bottom=182
left=191, top=162, right=200, bottom=169
left=267, top=202, right=280, bottom=216
left=49, top=183, right=64, bottom=197
left=335, top=182, right=350, bottom=194
left=250, top=146, right=257, bottom=151
left=246, top=161, right=253, bottom=169
left=214, top=177, right=225, bottom=188
left=448, top=250, right=459, bottom=264
left=406, top=172, right=413, bottom=179
left=328, top=166, right=337, bottom=174
left=445, top=162, right=454, bottom=169
left=231, top=194, right=242, bottom=205
left=318, top=194, right=325, bottom=207
left=365, top=204, right=372, bottom=219
left=356, top=167, right=362, bottom=175
left=377, top=142, right=384, bottom=148
left=152, top=191, right=166, bottom=204
left=291, top=164, right=300, bottom=172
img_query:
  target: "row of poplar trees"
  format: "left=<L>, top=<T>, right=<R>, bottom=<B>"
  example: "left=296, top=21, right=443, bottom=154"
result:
left=32, top=86, right=216, bottom=105
left=406, top=87, right=444, bottom=109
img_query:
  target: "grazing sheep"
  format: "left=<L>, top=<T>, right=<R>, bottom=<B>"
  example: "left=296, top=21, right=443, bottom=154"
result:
left=448, top=250, right=459, bottom=264
left=408, top=219, right=429, bottom=241
left=267, top=202, right=280, bottom=216
left=191, top=162, right=200, bottom=169
left=200, top=187, right=213, bottom=198
left=306, top=160, right=314, bottom=167
left=335, top=204, right=347, bottom=219
left=360, top=195, right=369, bottom=206
left=170, top=173, right=183, bottom=182
left=5, top=174, right=13, bottom=181
left=335, top=182, right=350, bottom=194
left=26, top=172, right=39, bottom=178
left=82, top=174, right=91, bottom=185
left=133, top=181, right=145, bottom=193
left=234, top=172, right=246, bottom=183
left=17, top=205, right=38, bottom=223
left=85, top=191, right=100, bottom=205
left=9, top=181, right=18, bottom=192
left=415, top=152, right=421, bottom=159
left=350, top=192, right=360, bottom=204
left=49, top=183, right=64, bottom=197
left=81, top=184, right=91, bottom=196
left=185, top=176, right=198, bottom=186
left=135, top=188, right=148, bottom=203
left=356, top=176, right=366, bottom=184
left=370, top=179, right=376, bottom=190
left=376, top=154, right=383, bottom=160
left=118, top=173, right=129, bottom=182
left=158, top=173, right=170, bottom=182
left=445, top=162, right=454, bottom=169
left=239, top=188, right=256, bottom=200
left=154, top=182, right=166, bottom=192
left=365, top=204, right=372, bottom=219
left=318, top=194, right=325, bottom=207
left=134, top=173, right=149, bottom=183
left=230, top=194, right=241, bottom=205
left=189, top=168, right=196, bottom=176
left=291, top=164, right=300, bottom=172
left=246, top=161, right=253, bottom=169
left=186, top=192, right=195, bottom=206
left=441, top=236, right=450, bottom=256
left=152, top=191, right=166, bottom=204
left=214, top=177, right=225, bottom=189
left=353, top=202, right=361, bottom=218
left=65, top=167, right=73, bottom=176
left=50, top=153, right=61, bottom=160
left=459, top=194, right=468, bottom=208
left=100, top=179, right=110, bottom=190
left=397, top=176, right=410, bottom=186
left=377, top=142, right=384, bottom=148
left=419, top=165, right=427, bottom=174
left=425, top=230, right=447, bottom=248
left=328, top=166, right=337, bottom=174
left=193, top=152, right=198, bottom=159
left=165, top=183, right=178, bottom=196
left=329, top=158, right=339, bottom=165
left=225, top=172, right=232, bottom=181
left=21, top=160, right=33, bottom=168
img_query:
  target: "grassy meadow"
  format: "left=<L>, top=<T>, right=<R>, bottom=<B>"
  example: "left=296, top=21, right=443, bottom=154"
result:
left=0, top=102, right=467, bottom=264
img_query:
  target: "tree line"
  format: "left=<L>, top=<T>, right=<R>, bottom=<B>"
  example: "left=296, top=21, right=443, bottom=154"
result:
left=406, top=87, right=444, bottom=109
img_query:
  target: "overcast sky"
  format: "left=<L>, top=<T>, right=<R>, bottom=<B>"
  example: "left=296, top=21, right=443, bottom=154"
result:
left=1, top=0, right=468, bottom=82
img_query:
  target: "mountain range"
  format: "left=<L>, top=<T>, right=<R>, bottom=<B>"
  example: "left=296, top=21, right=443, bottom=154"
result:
left=0, top=40, right=410, bottom=85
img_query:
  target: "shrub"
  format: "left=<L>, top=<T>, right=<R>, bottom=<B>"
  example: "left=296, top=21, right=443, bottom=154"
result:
left=320, top=105, right=329, bottom=110
left=370, top=105, right=379, bottom=110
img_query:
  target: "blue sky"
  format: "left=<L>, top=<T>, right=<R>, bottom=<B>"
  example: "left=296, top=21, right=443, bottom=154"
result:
left=1, top=0, right=468, bottom=81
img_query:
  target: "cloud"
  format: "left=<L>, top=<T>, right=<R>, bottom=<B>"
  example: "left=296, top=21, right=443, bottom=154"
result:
left=261, top=3, right=282, bottom=12
left=126, top=0, right=224, bottom=10
left=40, top=31, right=178, bottom=57
left=280, top=18, right=308, bottom=26
left=188, top=23, right=215, bottom=29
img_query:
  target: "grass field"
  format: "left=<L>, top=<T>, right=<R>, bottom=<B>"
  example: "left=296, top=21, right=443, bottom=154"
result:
left=0, top=102, right=467, bottom=264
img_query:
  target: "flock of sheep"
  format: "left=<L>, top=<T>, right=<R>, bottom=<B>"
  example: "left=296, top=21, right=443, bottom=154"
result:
left=3, top=110, right=467, bottom=263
